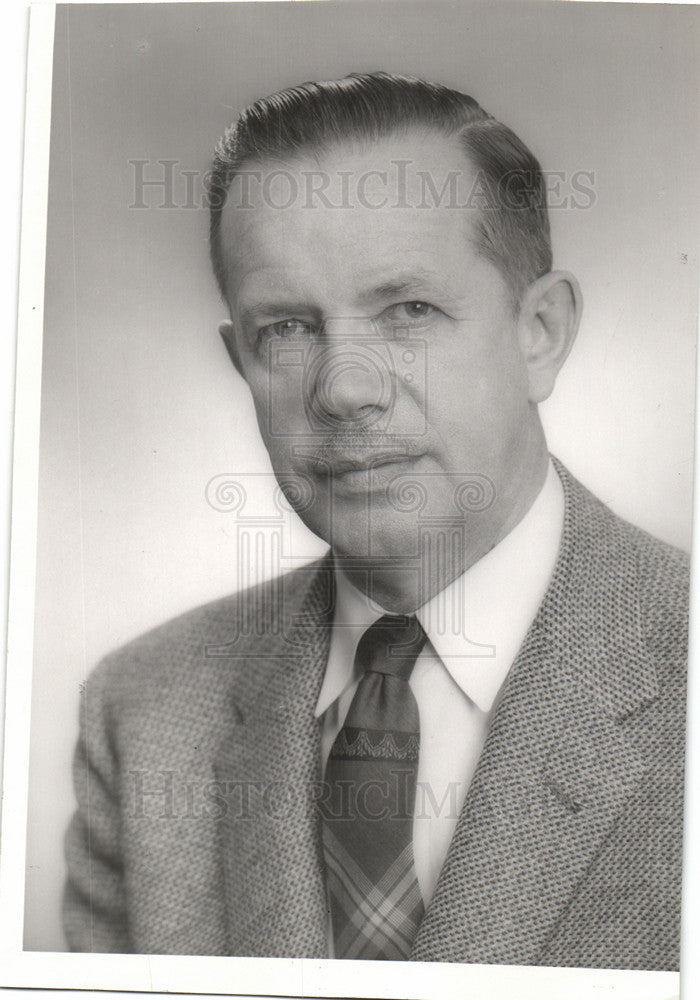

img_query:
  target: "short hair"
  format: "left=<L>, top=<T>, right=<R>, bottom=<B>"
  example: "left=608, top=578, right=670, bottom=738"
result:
left=208, top=71, right=552, bottom=308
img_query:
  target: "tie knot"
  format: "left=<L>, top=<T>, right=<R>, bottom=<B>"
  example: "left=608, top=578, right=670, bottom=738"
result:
left=355, top=614, right=427, bottom=680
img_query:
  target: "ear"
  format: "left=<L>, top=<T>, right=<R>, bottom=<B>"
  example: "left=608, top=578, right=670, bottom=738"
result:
left=218, top=320, right=244, bottom=377
left=516, top=271, right=583, bottom=403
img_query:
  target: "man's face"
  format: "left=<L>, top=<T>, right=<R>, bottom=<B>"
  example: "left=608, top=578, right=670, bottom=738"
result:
left=218, top=130, right=545, bottom=588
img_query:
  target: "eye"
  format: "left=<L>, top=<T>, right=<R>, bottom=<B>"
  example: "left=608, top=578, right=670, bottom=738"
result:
left=382, top=301, right=437, bottom=326
left=260, top=318, right=317, bottom=340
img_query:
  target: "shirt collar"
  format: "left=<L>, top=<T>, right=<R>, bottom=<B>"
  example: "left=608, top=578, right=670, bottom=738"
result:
left=315, top=459, right=565, bottom=717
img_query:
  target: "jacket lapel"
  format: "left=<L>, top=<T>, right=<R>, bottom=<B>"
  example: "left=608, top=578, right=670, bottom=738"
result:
left=213, top=556, right=334, bottom=957
left=412, top=463, right=658, bottom=964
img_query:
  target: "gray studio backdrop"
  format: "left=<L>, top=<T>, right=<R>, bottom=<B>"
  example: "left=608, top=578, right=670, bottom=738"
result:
left=25, top=1, right=699, bottom=949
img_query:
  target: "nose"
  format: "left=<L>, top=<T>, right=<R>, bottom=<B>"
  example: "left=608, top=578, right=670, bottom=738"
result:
left=307, top=318, right=395, bottom=427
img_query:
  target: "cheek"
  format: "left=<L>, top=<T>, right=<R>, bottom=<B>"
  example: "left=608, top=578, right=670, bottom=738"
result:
left=245, top=374, right=313, bottom=476
left=243, top=364, right=287, bottom=431
left=244, top=353, right=311, bottom=432
left=243, top=372, right=272, bottom=432
left=429, top=329, right=530, bottom=437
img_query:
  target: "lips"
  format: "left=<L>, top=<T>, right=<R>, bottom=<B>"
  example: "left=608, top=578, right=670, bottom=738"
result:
left=321, top=451, right=422, bottom=475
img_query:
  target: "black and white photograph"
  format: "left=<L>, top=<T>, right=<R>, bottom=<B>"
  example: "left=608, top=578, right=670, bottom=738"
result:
left=1, top=1, right=699, bottom=997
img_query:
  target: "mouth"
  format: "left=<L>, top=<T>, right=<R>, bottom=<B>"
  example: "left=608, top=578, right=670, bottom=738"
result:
left=321, top=451, right=422, bottom=476
left=306, top=450, right=426, bottom=496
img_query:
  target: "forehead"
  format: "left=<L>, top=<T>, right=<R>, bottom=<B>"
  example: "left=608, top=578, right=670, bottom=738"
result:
left=218, top=129, right=483, bottom=307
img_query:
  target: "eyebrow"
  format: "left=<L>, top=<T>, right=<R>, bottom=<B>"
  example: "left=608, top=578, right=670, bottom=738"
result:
left=238, top=300, right=319, bottom=327
left=363, top=279, right=418, bottom=300
left=357, top=269, right=456, bottom=306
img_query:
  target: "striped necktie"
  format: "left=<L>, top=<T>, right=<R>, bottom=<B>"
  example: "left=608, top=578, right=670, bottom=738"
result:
left=321, top=613, right=427, bottom=960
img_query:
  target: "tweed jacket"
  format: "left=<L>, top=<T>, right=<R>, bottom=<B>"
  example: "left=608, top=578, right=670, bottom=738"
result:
left=63, top=461, right=689, bottom=968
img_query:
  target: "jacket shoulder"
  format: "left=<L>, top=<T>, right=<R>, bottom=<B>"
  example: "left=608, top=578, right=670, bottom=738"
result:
left=85, top=557, right=329, bottom=710
left=555, top=459, right=690, bottom=668
left=582, top=477, right=688, bottom=620
left=626, top=520, right=690, bottom=668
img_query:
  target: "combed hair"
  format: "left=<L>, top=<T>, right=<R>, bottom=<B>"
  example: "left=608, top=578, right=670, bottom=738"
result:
left=208, top=71, right=552, bottom=307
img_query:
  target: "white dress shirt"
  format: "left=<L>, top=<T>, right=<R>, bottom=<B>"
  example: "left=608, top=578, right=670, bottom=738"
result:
left=315, top=460, right=565, bottom=917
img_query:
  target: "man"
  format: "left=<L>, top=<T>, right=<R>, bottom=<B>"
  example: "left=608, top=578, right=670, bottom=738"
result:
left=64, top=73, right=688, bottom=968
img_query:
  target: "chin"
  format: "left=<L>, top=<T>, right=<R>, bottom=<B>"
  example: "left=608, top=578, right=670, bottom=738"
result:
left=330, top=511, right=424, bottom=564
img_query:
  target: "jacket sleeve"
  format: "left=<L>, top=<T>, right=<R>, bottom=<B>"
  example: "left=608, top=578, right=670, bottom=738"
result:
left=62, top=662, right=131, bottom=952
